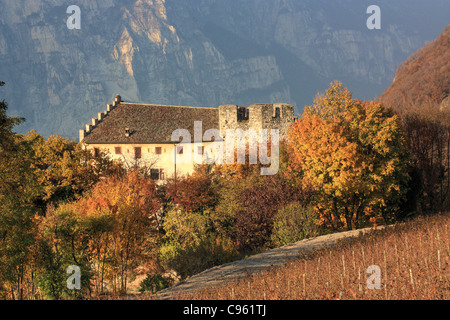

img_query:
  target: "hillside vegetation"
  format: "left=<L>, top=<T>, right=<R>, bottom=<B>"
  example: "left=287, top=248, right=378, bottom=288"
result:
left=379, top=25, right=450, bottom=214
left=379, top=25, right=450, bottom=114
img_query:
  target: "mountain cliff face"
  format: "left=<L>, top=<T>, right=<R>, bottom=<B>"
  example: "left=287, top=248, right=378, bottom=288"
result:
left=0, top=0, right=448, bottom=139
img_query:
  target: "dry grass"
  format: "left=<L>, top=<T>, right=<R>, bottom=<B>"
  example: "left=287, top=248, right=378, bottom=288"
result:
left=176, top=213, right=450, bottom=300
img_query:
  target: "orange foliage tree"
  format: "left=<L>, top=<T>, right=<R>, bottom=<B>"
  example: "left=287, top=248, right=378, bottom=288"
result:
left=288, top=81, right=411, bottom=230
left=35, top=171, right=161, bottom=297
left=78, top=171, right=161, bottom=294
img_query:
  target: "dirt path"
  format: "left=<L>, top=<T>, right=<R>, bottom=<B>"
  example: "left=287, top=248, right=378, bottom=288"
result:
left=154, top=226, right=382, bottom=299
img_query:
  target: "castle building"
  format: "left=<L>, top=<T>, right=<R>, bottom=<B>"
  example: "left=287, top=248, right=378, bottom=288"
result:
left=79, top=95, right=294, bottom=181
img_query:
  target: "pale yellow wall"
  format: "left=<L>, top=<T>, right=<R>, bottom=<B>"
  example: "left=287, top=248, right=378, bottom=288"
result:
left=84, top=141, right=218, bottom=181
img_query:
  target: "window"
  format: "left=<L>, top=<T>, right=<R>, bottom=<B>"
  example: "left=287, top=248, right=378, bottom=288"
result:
left=150, top=168, right=165, bottom=181
left=198, top=146, right=204, bottom=155
left=176, top=146, right=183, bottom=155
left=150, top=169, right=159, bottom=180
left=115, top=146, right=122, bottom=155
left=93, top=147, right=100, bottom=157
left=155, top=147, right=162, bottom=155
left=134, top=147, right=141, bottom=159
left=273, top=107, right=281, bottom=118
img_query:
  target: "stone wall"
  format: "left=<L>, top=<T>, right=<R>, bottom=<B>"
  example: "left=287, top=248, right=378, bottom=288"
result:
left=218, top=103, right=294, bottom=141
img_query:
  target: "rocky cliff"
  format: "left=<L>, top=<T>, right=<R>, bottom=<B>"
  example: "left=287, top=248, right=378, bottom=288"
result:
left=0, top=0, right=448, bottom=139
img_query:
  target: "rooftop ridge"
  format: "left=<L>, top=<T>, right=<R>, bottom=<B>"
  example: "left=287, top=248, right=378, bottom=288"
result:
left=119, top=102, right=218, bottom=109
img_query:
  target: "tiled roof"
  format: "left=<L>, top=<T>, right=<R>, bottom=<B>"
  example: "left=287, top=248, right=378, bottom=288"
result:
left=83, top=102, right=220, bottom=144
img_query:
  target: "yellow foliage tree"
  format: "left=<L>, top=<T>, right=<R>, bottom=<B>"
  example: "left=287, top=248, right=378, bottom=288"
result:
left=288, top=81, right=411, bottom=230
left=23, top=131, right=124, bottom=205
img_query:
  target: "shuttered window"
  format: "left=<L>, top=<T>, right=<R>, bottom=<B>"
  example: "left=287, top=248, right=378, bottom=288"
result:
left=134, top=147, right=141, bottom=159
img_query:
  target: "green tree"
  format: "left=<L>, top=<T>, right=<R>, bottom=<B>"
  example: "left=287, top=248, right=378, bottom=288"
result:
left=0, top=82, right=41, bottom=299
left=34, top=204, right=93, bottom=299
left=0, top=85, right=24, bottom=153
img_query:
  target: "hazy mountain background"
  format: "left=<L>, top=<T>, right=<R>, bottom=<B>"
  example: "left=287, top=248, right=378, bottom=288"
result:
left=0, top=0, right=448, bottom=139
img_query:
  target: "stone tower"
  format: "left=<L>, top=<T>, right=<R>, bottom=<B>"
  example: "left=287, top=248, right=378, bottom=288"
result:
left=218, top=103, right=294, bottom=141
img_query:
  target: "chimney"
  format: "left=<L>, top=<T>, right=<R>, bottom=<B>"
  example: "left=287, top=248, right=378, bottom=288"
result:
left=79, top=129, right=86, bottom=142
left=125, top=127, right=130, bottom=137
left=115, top=94, right=122, bottom=103
left=98, top=112, right=104, bottom=121
left=92, top=118, right=98, bottom=126
left=86, top=124, right=92, bottom=132
left=107, top=104, right=113, bottom=112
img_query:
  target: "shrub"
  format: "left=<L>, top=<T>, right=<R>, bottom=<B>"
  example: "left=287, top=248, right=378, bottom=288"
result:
left=271, top=203, right=319, bottom=247
left=234, top=173, right=312, bottom=251
left=159, top=236, right=240, bottom=279
left=161, top=207, right=213, bottom=248
left=159, top=206, right=240, bottom=278
left=139, top=274, right=173, bottom=294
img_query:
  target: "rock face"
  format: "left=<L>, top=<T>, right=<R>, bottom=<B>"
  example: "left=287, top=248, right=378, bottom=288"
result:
left=0, top=0, right=448, bottom=139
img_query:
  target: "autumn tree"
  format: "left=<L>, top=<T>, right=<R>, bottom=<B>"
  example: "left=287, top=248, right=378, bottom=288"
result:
left=288, top=81, right=411, bottom=231
left=270, top=202, right=319, bottom=247
left=78, top=171, right=161, bottom=294
left=33, top=171, right=161, bottom=296
left=22, top=131, right=124, bottom=207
